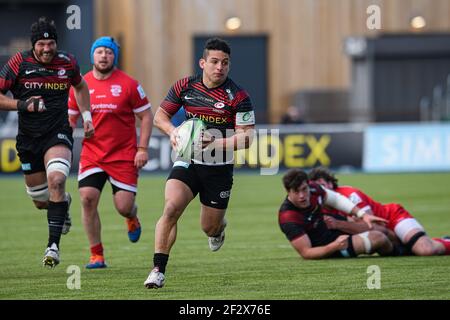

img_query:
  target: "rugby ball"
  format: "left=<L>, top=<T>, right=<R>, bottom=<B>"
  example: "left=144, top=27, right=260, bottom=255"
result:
left=175, top=118, right=207, bottom=161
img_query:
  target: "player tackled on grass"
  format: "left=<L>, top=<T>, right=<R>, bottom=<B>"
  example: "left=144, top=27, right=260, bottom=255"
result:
left=144, top=38, right=255, bottom=288
left=278, top=169, right=393, bottom=259
left=308, top=166, right=450, bottom=256
left=68, top=37, right=153, bottom=269
left=0, top=17, right=94, bottom=268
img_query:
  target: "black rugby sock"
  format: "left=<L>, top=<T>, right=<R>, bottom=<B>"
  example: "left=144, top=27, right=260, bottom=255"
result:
left=47, top=201, right=68, bottom=248
left=153, top=253, right=169, bottom=274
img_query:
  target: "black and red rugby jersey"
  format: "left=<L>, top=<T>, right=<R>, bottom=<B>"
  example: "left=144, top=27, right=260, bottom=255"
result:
left=161, top=74, right=254, bottom=132
left=161, top=74, right=255, bottom=165
left=0, top=50, right=82, bottom=137
left=278, top=183, right=344, bottom=247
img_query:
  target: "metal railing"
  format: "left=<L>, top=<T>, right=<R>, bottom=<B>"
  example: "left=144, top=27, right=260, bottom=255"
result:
left=420, top=74, right=450, bottom=122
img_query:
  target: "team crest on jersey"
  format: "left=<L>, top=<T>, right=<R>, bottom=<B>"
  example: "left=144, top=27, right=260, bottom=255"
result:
left=137, top=85, right=146, bottom=99
left=58, top=68, right=67, bottom=79
left=110, top=85, right=122, bottom=97
left=313, top=219, right=320, bottom=228
left=214, top=102, right=225, bottom=109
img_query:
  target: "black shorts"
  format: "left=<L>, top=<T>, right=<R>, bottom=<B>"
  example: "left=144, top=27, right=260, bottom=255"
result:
left=16, top=125, right=73, bottom=175
left=168, top=163, right=234, bottom=209
left=78, top=171, right=136, bottom=195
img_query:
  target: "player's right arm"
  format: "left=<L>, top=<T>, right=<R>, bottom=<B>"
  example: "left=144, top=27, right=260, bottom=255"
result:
left=0, top=53, right=45, bottom=112
left=154, top=107, right=178, bottom=148
left=290, top=233, right=349, bottom=260
left=0, top=94, right=45, bottom=112
left=279, top=213, right=347, bottom=259
left=154, top=78, right=186, bottom=148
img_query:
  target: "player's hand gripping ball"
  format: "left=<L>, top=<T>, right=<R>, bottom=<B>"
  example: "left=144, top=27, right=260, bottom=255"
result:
left=175, top=118, right=207, bottom=162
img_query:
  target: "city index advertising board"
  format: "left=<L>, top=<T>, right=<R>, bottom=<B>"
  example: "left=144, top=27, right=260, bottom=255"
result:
left=0, top=130, right=363, bottom=174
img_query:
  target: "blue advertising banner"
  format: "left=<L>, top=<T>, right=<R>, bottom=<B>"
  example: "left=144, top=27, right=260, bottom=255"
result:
left=363, top=123, right=450, bottom=172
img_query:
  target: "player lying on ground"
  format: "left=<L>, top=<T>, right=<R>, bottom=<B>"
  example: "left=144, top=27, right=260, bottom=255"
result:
left=279, top=169, right=393, bottom=259
left=308, top=167, right=450, bottom=256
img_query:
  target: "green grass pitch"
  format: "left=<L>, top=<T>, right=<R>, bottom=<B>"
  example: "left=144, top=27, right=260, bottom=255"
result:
left=0, top=172, right=449, bottom=299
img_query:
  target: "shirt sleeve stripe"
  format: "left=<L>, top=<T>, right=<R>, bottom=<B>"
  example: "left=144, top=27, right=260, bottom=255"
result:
left=133, top=103, right=152, bottom=113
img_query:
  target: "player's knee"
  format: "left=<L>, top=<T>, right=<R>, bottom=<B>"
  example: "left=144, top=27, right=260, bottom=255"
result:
left=46, top=158, right=70, bottom=191
left=369, top=231, right=390, bottom=249
left=163, top=201, right=183, bottom=222
left=201, top=222, right=222, bottom=237
left=47, top=173, right=66, bottom=193
left=116, top=202, right=135, bottom=217
left=80, top=193, right=97, bottom=210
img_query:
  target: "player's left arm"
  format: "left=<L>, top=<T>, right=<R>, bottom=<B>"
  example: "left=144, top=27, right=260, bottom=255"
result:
left=209, top=124, right=255, bottom=151
left=206, top=90, right=256, bottom=151
left=134, top=108, right=153, bottom=169
left=72, top=79, right=94, bottom=138
left=67, top=87, right=80, bottom=128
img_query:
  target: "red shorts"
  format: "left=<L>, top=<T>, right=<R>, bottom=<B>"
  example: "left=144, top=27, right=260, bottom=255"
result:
left=383, top=203, right=414, bottom=231
left=78, top=157, right=138, bottom=191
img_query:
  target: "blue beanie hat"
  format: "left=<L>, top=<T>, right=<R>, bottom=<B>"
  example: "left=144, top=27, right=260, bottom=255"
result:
left=90, top=36, right=119, bottom=65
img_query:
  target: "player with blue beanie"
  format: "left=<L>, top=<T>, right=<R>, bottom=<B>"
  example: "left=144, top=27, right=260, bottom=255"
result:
left=90, top=36, right=120, bottom=66
left=69, top=35, right=153, bottom=270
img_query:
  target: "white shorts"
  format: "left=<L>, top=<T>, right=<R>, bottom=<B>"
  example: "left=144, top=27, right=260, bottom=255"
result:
left=394, top=218, right=425, bottom=243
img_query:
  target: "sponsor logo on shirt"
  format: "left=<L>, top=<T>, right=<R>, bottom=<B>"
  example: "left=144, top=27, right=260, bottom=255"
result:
left=24, top=82, right=69, bottom=90
left=91, top=103, right=118, bottom=113
left=58, top=53, right=71, bottom=62
left=185, top=111, right=228, bottom=125
left=226, top=88, right=234, bottom=100
left=349, top=192, right=362, bottom=205
left=236, top=111, right=255, bottom=125
left=184, top=95, right=214, bottom=103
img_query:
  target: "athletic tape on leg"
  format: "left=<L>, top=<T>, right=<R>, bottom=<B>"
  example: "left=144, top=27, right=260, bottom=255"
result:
left=358, top=231, right=372, bottom=254
left=46, top=158, right=71, bottom=177
left=26, top=182, right=49, bottom=202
